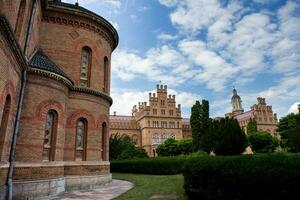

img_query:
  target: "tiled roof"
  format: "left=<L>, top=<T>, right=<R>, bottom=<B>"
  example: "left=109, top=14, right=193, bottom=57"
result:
left=110, top=115, right=139, bottom=129
left=234, top=110, right=253, bottom=120
left=110, top=115, right=134, bottom=121
left=29, top=49, right=73, bottom=84
left=182, top=118, right=190, bottom=124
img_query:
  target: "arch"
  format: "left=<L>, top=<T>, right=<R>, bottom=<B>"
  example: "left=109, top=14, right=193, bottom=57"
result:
left=80, top=46, right=92, bottom=87
left=42, top=109, right=58, bottom=161
left=15, top=0, right=26, bottom=39
left=0, top=95, right=11, bottom=160
left=36, top=100, right=64, bottom=123
left=101, top=122, right=107, bottom=161
left=103, top=56, right=109, bottom=92
left=75, top=118, right=88, bottom=161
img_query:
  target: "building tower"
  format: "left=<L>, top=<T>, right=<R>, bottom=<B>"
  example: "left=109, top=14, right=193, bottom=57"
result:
left=231, top=87, right=244, bottom=115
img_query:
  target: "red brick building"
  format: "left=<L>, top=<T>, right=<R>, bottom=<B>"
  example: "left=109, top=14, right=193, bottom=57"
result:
left=0, top=0, right=118, bottom=199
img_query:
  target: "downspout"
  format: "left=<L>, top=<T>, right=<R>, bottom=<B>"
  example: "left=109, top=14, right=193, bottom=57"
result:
left=6, top=0, right=37, bottom=199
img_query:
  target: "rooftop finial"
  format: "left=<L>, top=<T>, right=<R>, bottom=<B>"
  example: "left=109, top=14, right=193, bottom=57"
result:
left=75, top=0, right=79, bottom=6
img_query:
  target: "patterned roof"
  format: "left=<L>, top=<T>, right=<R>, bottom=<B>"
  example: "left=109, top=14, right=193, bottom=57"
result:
left=29, top=49, right=74, bottom=84
left=110, top=115, right=139, bottom=129
left=234, top=110, right=253, bottom=120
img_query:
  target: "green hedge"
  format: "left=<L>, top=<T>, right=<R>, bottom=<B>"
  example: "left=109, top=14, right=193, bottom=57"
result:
left=183, top=153, right=300, bottom=200
left=110, top=156, right=189, bottom=174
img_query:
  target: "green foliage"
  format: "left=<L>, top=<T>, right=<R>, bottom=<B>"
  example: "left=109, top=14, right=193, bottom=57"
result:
left=156, top=139, right=193, bottom=156
left=203, top=117, right=248, bottom=155
left=111, top=156, right=189, bottom=175
left=248, top=131, right=279, bottom=153
left=283, top=125, right=300, bottom=152
left=246, top=118, right=257, bottom=134
left=190, top=100, right=211, bottom=151
left=183, top=153, right=300, bottom=200
left=109, top=134, right=148, bottom=160
left=278, top=113, right=300, bottom=132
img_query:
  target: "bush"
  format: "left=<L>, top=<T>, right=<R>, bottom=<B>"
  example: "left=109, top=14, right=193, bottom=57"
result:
left=248, top=131, right=279, bottom=153
left=111, top=155, right=207, bottom=174
left=283, top=125, right=300, bottom=152
left=183, top=153, right=300, bottom=200
left=110, top=134, right=148, bottom=160
left=156, top=139, right=194, bottom=156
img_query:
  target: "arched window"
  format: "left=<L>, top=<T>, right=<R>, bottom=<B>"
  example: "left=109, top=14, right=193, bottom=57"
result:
left=102, top=123, right=107, bottom=161
left=132, top=135, right=138, bottom=145
left=76, top=118, right=87, bottom=161
left=103, top=57, right=108, bottom=92
left=152, top=133, right=160, bottom=144
left=43, top=110, right=57, bottom=161
left=15, top=0, right=26, bottom=39
left=80, top=47, right=92, bottom=87
left=0, top=95, right=11, bottom=160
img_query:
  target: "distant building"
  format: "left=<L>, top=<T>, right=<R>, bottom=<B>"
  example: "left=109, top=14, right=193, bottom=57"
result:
left=225, top=89, right=278, bottom=135
left=110, top=84, right=192, bottom=157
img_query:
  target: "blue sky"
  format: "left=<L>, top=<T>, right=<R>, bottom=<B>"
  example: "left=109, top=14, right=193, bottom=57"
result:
left=64, top=0, right=300, bottom=119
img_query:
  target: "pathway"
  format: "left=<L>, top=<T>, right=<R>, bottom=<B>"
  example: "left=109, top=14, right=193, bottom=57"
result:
left=51, top=180, right=134, bottom=200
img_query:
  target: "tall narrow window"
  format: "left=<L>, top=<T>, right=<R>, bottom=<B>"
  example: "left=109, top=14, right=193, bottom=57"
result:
left=15, top=0, right=26, bottom=39
left=102, top=123, right=107, bottom=161
left=103, top=57, right=108, bottom=92
left=0, top=95, right=11, bottom=160
left=76, top=118, right=87, bottom=161
left=80, top=47, right=91, bottom=87
left=43, top=110, right=57, bottom=161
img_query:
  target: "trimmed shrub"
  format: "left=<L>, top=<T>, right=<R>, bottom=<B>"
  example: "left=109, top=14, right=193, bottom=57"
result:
left=183, top=153, right=300, bottom=200
left=248, top=131, right=279, bottom=153
left=156, top=139, right=194, bottom=156
left=111, top=155, right=192, bottom=174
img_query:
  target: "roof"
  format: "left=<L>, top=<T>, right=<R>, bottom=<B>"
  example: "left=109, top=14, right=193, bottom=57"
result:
left=110, top=115, right=134, bottom=121
left=182, top=118, right=190, bottom=124
left=234, top=110, right=253, bottom=120
left=110, top=115, right=139, bottom=130
left=29, top=49, right=74, bottom=84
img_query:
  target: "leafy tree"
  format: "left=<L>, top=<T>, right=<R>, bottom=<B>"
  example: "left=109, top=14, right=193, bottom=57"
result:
left=247, top=118, right=257, bottom=134
left=190, top=101, right=202, bottom=150
left=213, top=118, right=248, bottom=156
left=190, top=100, right=211, bottom=151
left=278, top=113, right=300, bottom=133
left=109, top=134, right=148, bottom=160
left=156, top=139, right=194, bottom=156
left=283, top=125, right=300, bottom=152
left=248, top=131, right=279, bottom=153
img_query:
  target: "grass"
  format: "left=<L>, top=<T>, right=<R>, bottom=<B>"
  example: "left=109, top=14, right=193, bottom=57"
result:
left=112, top=173, right=187, bottom=200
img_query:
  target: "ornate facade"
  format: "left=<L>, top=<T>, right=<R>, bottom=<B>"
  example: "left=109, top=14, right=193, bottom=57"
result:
left=110, top=84, right=192, bottom=157
left=225, top=89, right=278, bottom=135
left=0, top=0, right=118, bottom=199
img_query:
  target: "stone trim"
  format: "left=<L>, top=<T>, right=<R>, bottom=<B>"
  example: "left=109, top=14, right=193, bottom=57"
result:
left=28, top=68, right=74, bottom=86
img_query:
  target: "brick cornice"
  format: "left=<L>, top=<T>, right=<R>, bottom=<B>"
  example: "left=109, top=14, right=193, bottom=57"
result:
left=42, top=2, right=118, bottom=50
left=0, top=15, right=28, bottom=70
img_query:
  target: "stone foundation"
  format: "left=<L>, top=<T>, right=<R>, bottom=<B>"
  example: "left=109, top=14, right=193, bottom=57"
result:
left=65, top=174, right=112, bottom=191
left=12, top=177, right=65, bottom=200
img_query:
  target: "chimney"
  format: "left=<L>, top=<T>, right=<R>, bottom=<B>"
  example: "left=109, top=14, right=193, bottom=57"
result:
left=113, top=111, right=116, bottom=116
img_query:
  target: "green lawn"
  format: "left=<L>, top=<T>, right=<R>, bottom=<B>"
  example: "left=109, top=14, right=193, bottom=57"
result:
left=112, top=173, right=187, bottom=200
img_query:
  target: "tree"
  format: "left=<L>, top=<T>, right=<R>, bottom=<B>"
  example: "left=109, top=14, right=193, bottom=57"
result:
left=248, top=131, right=279, bottom=153
left=156, top=139, right=194, bottom=156
left=247, top=118, right=257, bottom=134
left=109, top=134, right=148, bottom=160
left=278, top=113, right=300, bottom=133
left=213, top=118, right=248, bottom=156
left=190, top=101, right=202, bottom=150
left=283, top=125, right=300, bottom=153
left=190, top=100, right=211, bottom=151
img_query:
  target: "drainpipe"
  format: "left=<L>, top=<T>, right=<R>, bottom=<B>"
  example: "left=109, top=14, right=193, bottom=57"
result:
left=6, top=0, right=36, bottom=199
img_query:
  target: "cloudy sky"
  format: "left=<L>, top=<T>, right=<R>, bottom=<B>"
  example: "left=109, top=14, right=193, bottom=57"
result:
left=64, top=0, right=300, bottom=118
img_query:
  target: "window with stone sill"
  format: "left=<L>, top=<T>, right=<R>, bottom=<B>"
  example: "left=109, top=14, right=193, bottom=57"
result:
left=43, top=110, right=57, bottom=161
left=76, top=118, right=87, bottom=161
left=80, top=47, right=91, bottom=87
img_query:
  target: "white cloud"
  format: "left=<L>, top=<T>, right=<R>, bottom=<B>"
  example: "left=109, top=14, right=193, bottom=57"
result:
left=158, top=0, right=179, bottom=7
left=157, top=33, right=178, bottom=41
left=288, top=102, right=300, bottom=114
